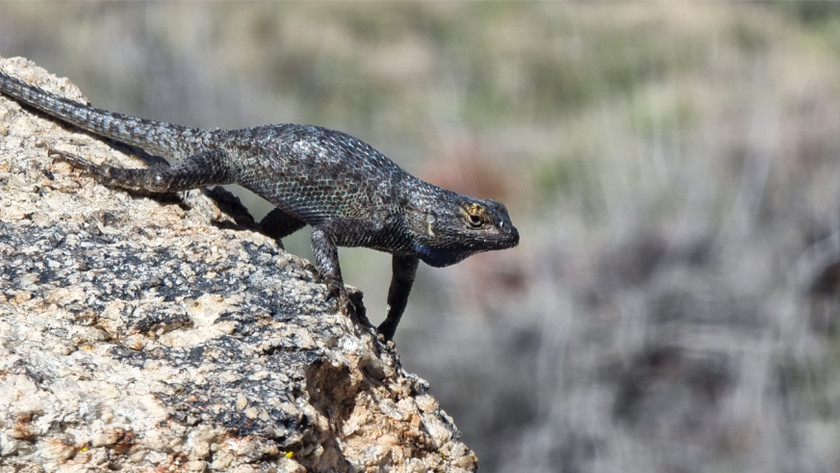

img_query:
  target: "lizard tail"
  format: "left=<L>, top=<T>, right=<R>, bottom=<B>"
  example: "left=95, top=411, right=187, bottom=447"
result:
left=0, top=71, right=210, bottom=159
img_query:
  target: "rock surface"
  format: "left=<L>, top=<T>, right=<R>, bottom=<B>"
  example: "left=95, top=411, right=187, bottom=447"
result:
left=0, top=57, right=476, bottom=473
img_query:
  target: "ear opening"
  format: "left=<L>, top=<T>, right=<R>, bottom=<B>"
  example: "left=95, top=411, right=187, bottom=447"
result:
left=423, top=212, right=436, bottom=236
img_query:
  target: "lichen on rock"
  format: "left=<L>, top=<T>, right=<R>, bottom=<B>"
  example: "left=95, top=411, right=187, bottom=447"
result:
left=0, top=56, right=477, bottom=473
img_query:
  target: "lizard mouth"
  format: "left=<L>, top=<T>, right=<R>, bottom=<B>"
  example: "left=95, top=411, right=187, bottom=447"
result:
left=499, top=221, right=519, bottom=248
left=483, top=219, right=518, bottom=249
left=466, top=225, right=519, bottom=252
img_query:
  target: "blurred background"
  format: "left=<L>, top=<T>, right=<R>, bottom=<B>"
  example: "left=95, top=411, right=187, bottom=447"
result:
left=3, top=3, right=840, bottom=472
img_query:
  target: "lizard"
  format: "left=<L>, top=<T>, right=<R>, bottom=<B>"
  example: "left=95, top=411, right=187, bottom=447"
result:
left=0, top=69, right=519, bottom=341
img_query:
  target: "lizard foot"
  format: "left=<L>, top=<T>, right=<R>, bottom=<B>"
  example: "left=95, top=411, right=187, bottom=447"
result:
left=324, top=281, right=351, bottom=314
left=49, top=149, right=114, bottom=183
left=49, top=149, right=97, bottom=171
left=324, top=281, right=367, bottom=325
left=303, top=262, right=366, bottom=323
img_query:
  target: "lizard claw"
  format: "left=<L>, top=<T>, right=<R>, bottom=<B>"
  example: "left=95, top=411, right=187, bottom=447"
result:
left=49, top=149, right=106, bottom=181
left=324, top=281, right=367, bottom=324
left=303, top=261, right=354, bottom=314
left=324, top=281, right=353, bottom=315
left=49, top=149, right=93, bottom=168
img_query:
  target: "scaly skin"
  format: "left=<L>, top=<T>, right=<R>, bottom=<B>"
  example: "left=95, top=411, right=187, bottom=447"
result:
left=0, top=70, right=519, bottom=340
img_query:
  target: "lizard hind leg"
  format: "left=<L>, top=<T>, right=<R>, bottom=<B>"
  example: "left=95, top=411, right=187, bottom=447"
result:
left=260, top=207, right=306, bottom=240
left=50, top=148, right=236, bottom=193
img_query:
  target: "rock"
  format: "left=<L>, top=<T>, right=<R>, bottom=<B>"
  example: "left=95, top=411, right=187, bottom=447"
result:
left=0, top=56, right=477, bottom=472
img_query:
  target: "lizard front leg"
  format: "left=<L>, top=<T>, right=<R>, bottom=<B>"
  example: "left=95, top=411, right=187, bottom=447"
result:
left=310, top=225, right=357, bottom=317
left=377, top=255, right=419, bottom=341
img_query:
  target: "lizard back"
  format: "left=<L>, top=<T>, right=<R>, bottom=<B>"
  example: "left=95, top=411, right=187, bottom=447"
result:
left=217, top=124, right=420, bottom=223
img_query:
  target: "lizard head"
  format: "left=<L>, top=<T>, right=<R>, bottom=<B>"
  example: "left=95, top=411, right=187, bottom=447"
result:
left=407, top=194, right=519, bottom=268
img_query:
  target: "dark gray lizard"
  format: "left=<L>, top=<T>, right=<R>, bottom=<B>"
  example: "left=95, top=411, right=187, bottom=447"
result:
left=0, top=70, right=519, bottom=340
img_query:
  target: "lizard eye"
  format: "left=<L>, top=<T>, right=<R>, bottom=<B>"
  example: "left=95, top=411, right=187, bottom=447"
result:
left=464, top=203, right=487, bottom=228
left=467, top=213, right=484, bottom=228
